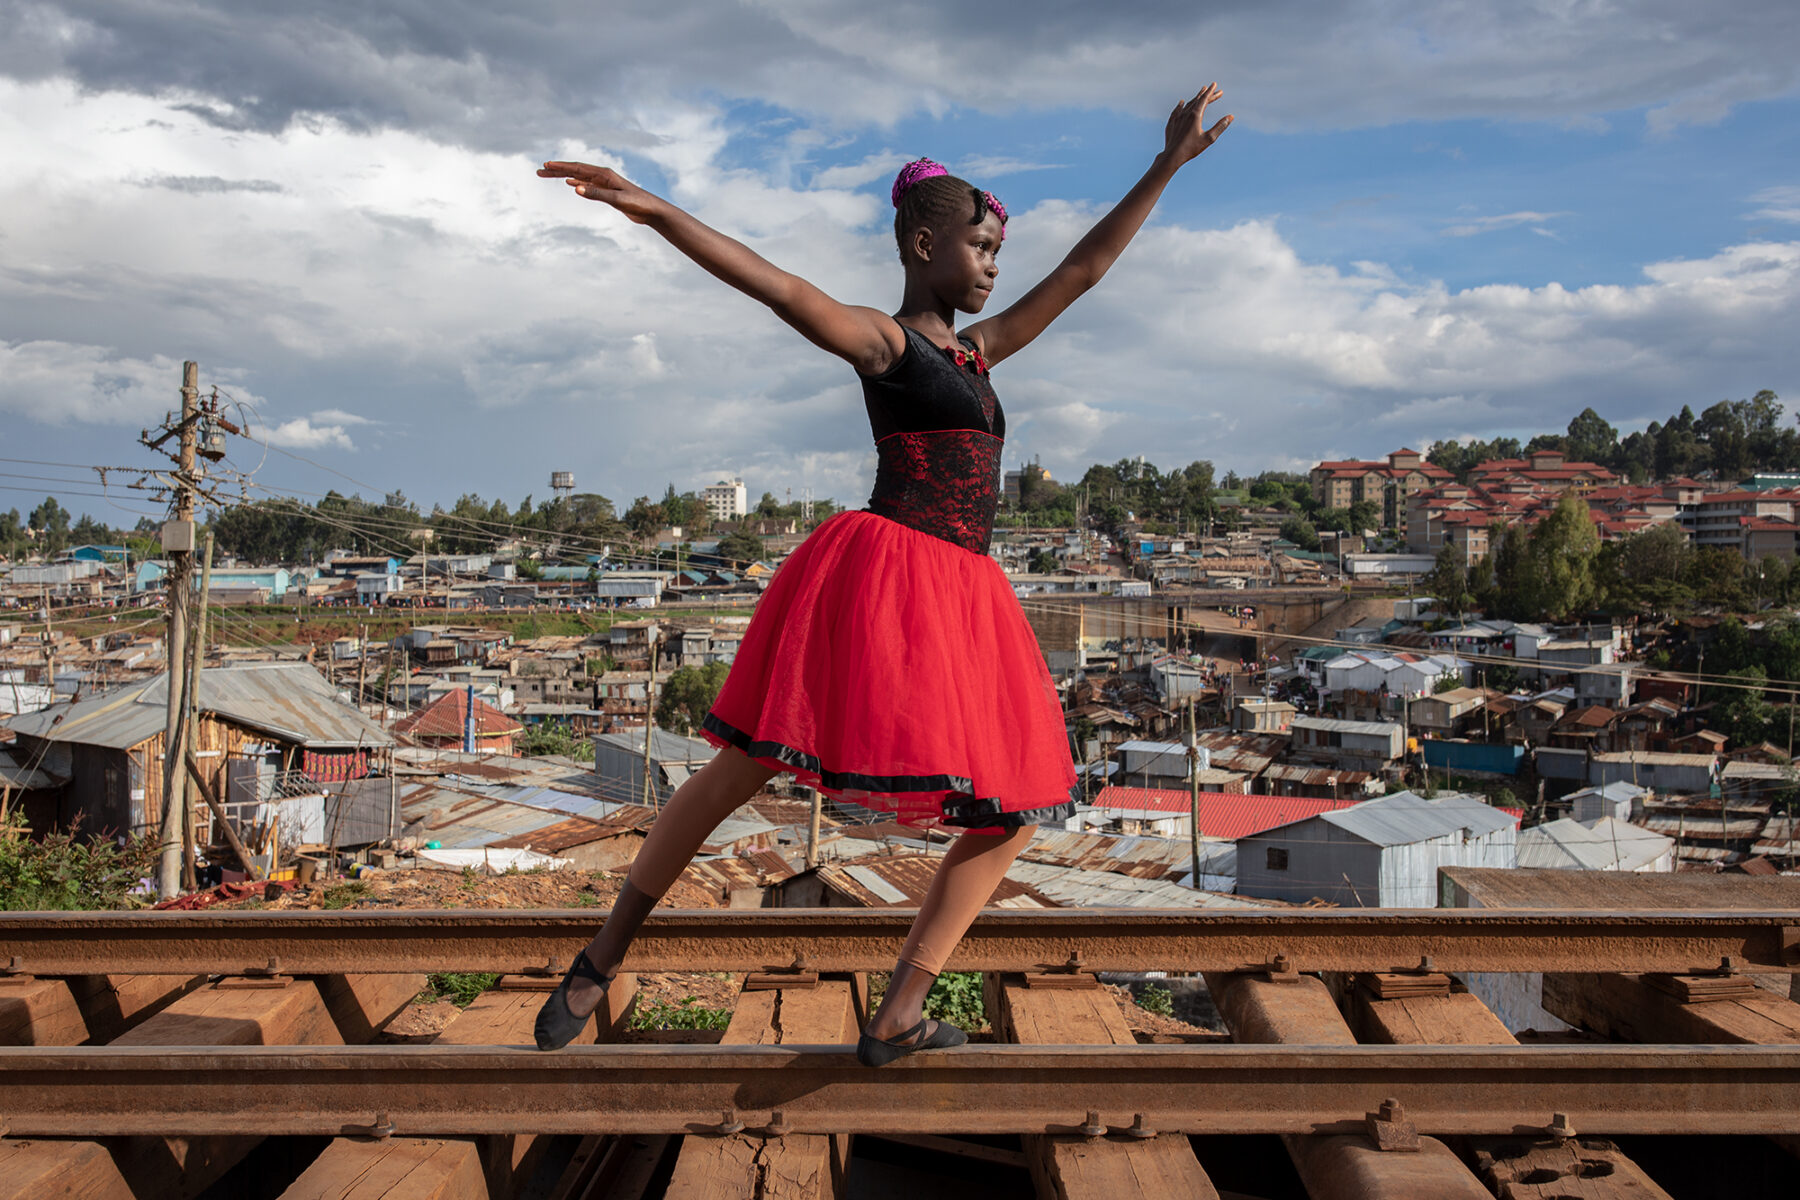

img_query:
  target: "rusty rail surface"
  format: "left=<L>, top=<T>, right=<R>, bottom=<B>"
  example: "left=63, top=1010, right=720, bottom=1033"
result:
left=0, top=908, right=1794, bottom=976
left=2, top=1043, right=1796, bottom=1138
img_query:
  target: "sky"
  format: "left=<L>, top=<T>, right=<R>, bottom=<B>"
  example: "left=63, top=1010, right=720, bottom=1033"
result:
left=3, top=0, right=1799, bottom=530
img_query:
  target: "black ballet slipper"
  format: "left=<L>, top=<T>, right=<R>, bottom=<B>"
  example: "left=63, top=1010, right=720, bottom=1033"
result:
left=534, top=951, right=614, bottom=1051
left=856, top=1018, right=967, bottom=1067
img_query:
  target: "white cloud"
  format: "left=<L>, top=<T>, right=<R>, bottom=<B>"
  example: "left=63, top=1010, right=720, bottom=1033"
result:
left=1, top=0, right=1795, bottom=148
left=1442, top=211, right=1571, bottom=238
left=1749, top=186, right=1800, bottom=223
left=0, top=340, right=187, bottom=425
left=260, top=417, right=357, bottom=452
left=3, top=75, right=1799, bottom=507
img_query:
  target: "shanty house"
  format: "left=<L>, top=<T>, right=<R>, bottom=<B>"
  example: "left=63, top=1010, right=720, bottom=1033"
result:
left=1288, top=716, right=1406, bottom=773
left=592, top=729, right=715, bottom=807
left=6, top=663, right=393, bottom=838
left=392, top=689, right=522, bottom=755
left=1516, top=817, right=1675, bottom=873
left=1236, top=790, right=1517, bottom=907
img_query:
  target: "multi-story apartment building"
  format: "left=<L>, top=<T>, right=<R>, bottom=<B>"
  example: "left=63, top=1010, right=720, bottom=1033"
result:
left=1308, top=448, right=1454, bottom=535
left=1465, top=449, right=1616, bottom=494
left=1678, top=490, right=1800, bottom=558
left=701, top=478, right=747, bottom=521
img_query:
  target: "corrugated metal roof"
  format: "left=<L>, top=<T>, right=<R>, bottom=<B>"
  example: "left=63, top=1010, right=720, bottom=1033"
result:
left=1517, top=817, right=1673, bottom=871
left=1292, top=716, right=1404, bottom=736
left=1019, top=828, right=1212, bottom=881
left=1006, top=861, right=1280, bottom=909
left=814, top=854, right=1054, bottom=908
left=1091, top=787, right=1363, bottom=838
left=1640, top=815, right=1764, bottom=838
left=393, top=689, right=521, bottom=738
left=1259, top=763, right=1375, bottom=785
left=1590, top=751, right=1716, bottom=767
left=8, top=663, right=392, bottom=749
left=593, top=728, right=714, bottom=761
left=1564, top=781, right=1649, bottom=804
left=1303, top=791, right=1517, bottom=846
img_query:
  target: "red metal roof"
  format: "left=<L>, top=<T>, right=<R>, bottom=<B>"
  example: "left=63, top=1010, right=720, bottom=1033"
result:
left=392, top=689, right=521, bottom=739
left=1091, top=787, right=1362, bottom=838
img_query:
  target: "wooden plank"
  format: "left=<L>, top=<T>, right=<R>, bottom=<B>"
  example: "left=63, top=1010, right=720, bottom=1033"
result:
left=0, top=978, right=90, bottom=1046
left=662, top=979, right=855, bottom=1200
left=1000, top=976, right=1220, bottom=1200
left=0, top=1139, right=134, bottom=1200
left=283, top=972, right=638, bottom=1200
left=1204, top=972, right=1492, bottom=1200
left=3, top=976, right=348, bottom=1200
left=319, top=973, right=432, bottom=1043
left=280, top=1137, right=488, bottom=1200
left=1543, top=973, right=1800, bottom=1045
left=65, top=973, right=205, bottom=1043
left=1354, top=993, right=1516, bottom=1046
left=115, top=978, right=345, bottom=1047
left=1359, top=977, right=1676, bottom=1199
left=1471, top=1135, right=1675, bottom=1200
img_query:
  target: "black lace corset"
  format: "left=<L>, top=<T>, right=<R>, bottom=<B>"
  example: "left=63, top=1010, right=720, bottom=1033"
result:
left=867, top=430, right=1003, bottom=553
left=860, top=327, right=1005, bottom=553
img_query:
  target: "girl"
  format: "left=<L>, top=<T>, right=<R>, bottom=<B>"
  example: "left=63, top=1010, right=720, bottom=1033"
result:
left=534, top=84, right=1231, bottom=1064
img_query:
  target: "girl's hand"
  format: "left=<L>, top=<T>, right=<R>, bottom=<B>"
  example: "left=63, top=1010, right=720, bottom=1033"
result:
left=536, top=161, right=667, bottom=224
left=1163, top=83, right=1232, bottom=167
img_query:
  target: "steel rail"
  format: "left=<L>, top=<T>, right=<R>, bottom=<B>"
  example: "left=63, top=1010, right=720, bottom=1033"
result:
left=0, top=909, right=1794, bottom=977
left=1, top=1044, right=1795, bottom=1138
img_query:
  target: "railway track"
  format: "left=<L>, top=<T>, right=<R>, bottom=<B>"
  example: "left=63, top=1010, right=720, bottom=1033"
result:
left=0, top=908, right=1795, bottom=1199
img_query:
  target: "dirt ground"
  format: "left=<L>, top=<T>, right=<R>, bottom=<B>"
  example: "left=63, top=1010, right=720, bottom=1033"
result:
left=209, top=863, right=1213, bottom=1041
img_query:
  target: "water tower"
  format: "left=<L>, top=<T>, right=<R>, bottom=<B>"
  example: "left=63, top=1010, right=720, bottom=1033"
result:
left=550, top=471, right=575, bottom=504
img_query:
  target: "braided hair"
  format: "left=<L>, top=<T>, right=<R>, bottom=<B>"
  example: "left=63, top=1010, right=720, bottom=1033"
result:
left=891, top=158, right=1007, bottom=263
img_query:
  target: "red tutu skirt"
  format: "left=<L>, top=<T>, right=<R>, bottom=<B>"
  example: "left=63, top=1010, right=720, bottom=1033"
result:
left=701, top=510, right=1076, bottom=828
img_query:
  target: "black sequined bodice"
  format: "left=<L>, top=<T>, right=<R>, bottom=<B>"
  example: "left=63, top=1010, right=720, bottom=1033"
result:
left=860, top=327, right=1005, bottom=554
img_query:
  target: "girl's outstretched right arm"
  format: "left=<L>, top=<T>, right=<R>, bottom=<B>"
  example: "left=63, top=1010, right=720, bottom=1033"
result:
left=538, top=162, right=904, bottom=375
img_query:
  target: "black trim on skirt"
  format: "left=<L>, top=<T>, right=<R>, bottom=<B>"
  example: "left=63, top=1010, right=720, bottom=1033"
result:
left=700, top=712, right=1074, bottom=830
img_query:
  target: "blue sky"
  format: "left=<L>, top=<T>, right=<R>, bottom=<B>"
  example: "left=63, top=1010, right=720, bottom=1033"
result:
left=2, top=0, right=1798, bottom=531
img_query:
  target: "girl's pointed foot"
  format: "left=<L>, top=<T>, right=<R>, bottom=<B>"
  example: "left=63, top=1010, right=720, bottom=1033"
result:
left=856, top=1018, right=966, bottom=1067
left=534, top=951, right=614, bottom=1051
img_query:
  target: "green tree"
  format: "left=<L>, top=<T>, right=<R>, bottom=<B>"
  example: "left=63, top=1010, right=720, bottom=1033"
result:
left=1565, top=407, right=1618, bottom=466
left=516, top=721, right=593, bottom=760
left=655, top=663, right=731, bottom=736
left=1347, top=499, right=1382, bottom=533
left=1527, top=492, right=1601, bottom=622
left=1611, top=522, right=1694, bottom=617
left=623, top=496, right=665, bottom=537
left=1713, top=667, right=1773, bottom=748
left=27, top=497, right=70, bottom=554
left=1424, top=543, right=1472, bottom=619
left=1278, top=515, right=1320, bottom=552
left=1684, top=546, right=1749, bottom=611
left=1028, top=549, right=1060, bottom=574
left=712, top=530, right=766, bottom=568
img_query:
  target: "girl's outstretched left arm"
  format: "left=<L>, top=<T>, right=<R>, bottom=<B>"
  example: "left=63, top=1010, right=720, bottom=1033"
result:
left=966, top=83, right=1232, bottom=367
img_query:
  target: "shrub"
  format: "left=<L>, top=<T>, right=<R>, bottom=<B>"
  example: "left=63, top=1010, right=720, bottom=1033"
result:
left=924, top=972, right=988, bottom=1032
left=1136, top=985, right=1175, bottom=1018
left=319, top=880, right=371, bottom=909
left=426, top=972, right=500, bottom=1007
left=0, top=821, right=159, bottom=911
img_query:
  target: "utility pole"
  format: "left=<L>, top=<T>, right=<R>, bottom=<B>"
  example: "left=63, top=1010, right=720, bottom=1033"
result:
left=182, top=532, right=215, bottom=889
left=1186, top=698, right=1202, bottom=890
left=806, top=787, right=821, bottom=870
left=156, top=362, right=199, bottom=899
left=642, top=631, right=660, bottom=808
